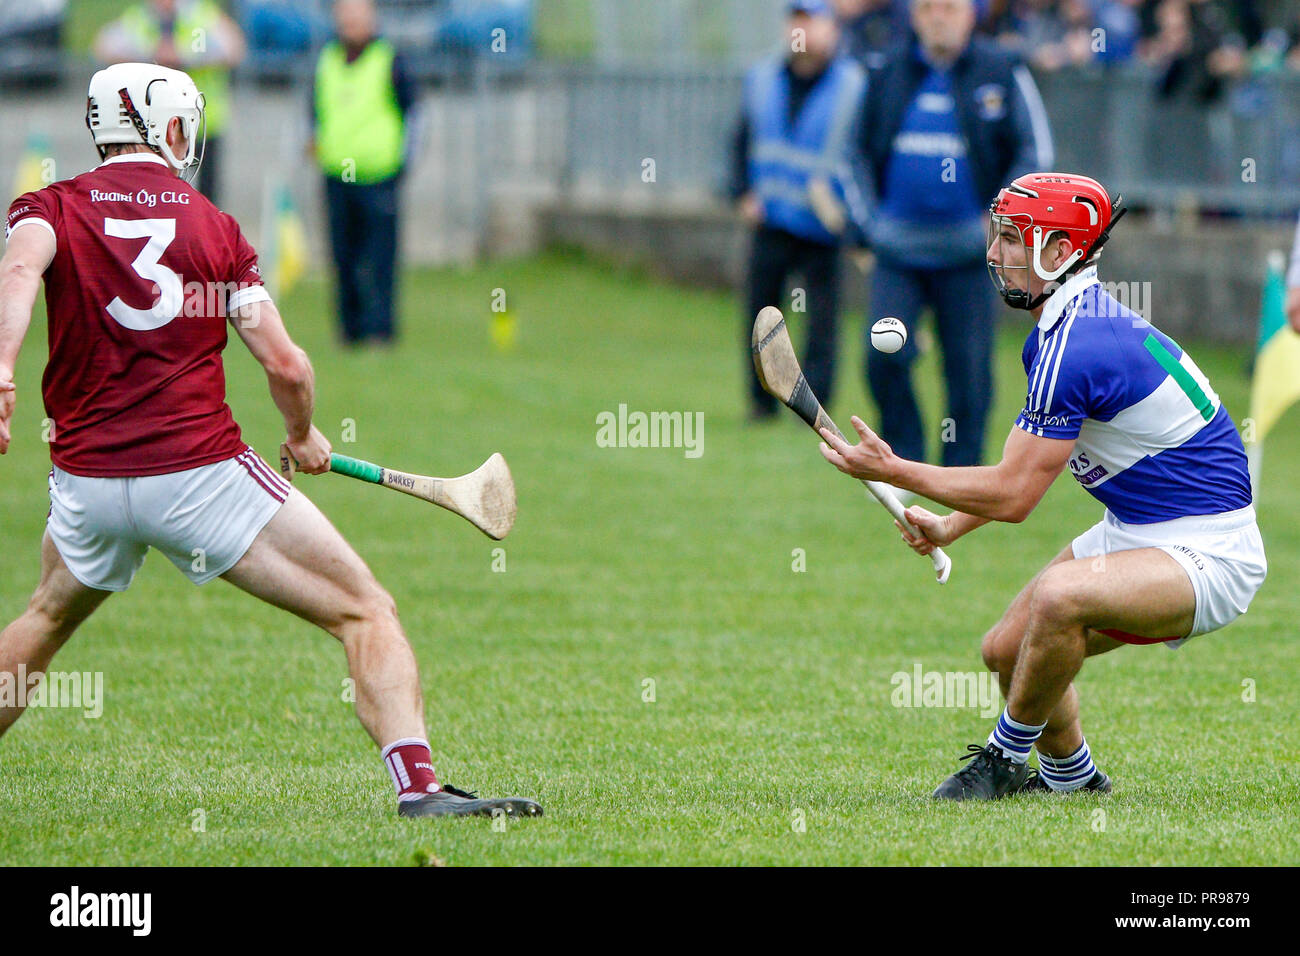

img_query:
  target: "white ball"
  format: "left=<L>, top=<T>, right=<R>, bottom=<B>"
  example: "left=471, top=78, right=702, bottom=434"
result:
left=871, top=317, right=908, bottom=354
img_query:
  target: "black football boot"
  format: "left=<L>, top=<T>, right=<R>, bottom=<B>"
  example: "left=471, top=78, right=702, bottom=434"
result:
left=932, top=743, right=1033, bottom=801
left=398, top=784, right=543, bottom=819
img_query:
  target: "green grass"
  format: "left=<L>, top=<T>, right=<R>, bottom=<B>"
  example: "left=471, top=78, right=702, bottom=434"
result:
left=63, top=0, right=125, bottom=57
left=1, top=252, right=1298, bottom=865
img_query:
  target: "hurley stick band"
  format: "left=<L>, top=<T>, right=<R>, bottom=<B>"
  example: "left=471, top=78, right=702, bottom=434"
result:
left=329, top=454, right=384, bottom=483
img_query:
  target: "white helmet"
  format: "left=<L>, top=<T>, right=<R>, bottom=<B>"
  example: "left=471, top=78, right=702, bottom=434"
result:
left=85, top=63, right=206, bottom=181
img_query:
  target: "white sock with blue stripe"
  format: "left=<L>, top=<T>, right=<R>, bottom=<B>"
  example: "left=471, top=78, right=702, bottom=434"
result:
left=988, top=708, right=1046, bottom=764
left=1037, top=739, right=1097, bottom=791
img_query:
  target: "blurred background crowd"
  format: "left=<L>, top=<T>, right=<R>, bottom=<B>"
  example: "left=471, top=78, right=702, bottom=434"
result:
left=7, top=2, right=1300, bottom=87
left=1, top=1, right=1297, bottom=396
left=5, top=2, right=1300, bottom=225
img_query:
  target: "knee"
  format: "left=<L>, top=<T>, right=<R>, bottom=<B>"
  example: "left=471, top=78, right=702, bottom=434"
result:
left=1027, top=569, right=1083, bottom=630
left=26, top=588, right=86, bottom=639
left=980, top=625, right=1018, bottom=675
left=334, top=582, right=400, bottom=639
left=358, top=585, right=399, bottom=629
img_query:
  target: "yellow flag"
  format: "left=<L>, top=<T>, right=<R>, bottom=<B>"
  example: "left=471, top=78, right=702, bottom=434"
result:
left=274, top=186, right=308, bottom=297
left=491, top=308, right=518, bottom=351
left=11, top=132, right=52, bottom=198
left=1246, top=250, right=1300, bottom=490
left=1248, top=252, right=1300, bottom=444
left=262, top=183, right=308, bottom=298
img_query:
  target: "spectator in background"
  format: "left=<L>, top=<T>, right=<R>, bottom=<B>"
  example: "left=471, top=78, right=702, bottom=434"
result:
left=1142, top=0, right=1246, bottom=101
left=94, top=0, right=245, bottom=207
left=856, top=0, right=1053, bottom=467
left=311, top=0, right=416, bottom=348
left=1093, top=0, right=1144, bottom=65
left=995, top=0, right=1095, bottom=71
left=731, top=0, right=869, bottom=420
left=834, top=0, right=910, bottom=68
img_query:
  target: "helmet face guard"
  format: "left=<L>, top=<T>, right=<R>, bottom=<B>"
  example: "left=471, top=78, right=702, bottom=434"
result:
left=986, top=211, right=1084, bottom=311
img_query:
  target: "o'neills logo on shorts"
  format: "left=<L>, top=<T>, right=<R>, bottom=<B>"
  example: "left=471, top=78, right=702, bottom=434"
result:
left=1170, top=545, right=1206, bottom=572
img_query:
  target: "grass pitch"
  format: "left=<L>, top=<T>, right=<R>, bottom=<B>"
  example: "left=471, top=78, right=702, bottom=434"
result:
left=1, top=252, right=1297, bottom=866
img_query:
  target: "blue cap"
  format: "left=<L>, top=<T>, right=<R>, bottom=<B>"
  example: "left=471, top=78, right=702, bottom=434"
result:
left=788, top=0, right=833, bottom=16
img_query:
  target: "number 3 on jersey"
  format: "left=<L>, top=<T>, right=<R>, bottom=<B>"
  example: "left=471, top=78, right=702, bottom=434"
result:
left=104, top=217, right=183, bottom=331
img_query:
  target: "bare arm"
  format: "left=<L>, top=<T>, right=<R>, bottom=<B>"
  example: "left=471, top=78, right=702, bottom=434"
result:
left=229, top=298, right=331, bottom=473
left=820, top=416, right=1075, bottom=524
left=0, top=224, right=56, bottom=454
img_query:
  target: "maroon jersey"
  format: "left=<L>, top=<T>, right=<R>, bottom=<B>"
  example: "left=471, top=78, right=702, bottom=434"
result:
left=5, top=154, right=269, bottom=477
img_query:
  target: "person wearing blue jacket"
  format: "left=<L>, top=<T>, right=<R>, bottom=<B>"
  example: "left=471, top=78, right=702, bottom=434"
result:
left=854, top=0, right=1053, bottom=466
left=731, top=0, right=870, bottom=421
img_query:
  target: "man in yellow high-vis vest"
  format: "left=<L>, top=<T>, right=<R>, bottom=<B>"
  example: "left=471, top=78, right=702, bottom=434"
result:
left=311, top=0, right=417, bottom=346
left=94, top=0, right=245, bottom=207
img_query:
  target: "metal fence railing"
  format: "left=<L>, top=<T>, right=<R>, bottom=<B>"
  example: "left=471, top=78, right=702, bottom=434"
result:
left=537, top=62, right=1300, bottom=217
left=551, top=64, right=743, bottom=195
left=7, top=56, right=1298, bottom=270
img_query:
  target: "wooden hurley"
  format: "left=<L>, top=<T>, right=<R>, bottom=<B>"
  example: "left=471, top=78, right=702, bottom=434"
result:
left=751, top=305, right=952, bottom=585
left=279, top=446, right=518, bottom=541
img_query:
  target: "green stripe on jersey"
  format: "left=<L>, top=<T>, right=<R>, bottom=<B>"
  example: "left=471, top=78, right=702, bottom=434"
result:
left=1143, top=334, right=1215, bottom=422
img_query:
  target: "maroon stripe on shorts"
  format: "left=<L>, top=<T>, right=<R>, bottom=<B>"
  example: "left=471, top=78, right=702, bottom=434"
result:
left=247, top=450, right=290, bottom=498
left=241, top=447, right=289, bottom=494
left=236, top=451, right=287, bottom=503
left=245, top=450, right=292, bottom=496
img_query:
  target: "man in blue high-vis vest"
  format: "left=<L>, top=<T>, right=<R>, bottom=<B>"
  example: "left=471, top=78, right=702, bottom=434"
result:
left=731, top=0, right=870, bottom=421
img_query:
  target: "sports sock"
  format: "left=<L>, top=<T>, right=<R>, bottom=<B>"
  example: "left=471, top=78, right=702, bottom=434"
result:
left=1037, top=739, right=1097, bottom=791
left=988, top=708, right=1046, bottom=764
left=382, top=737, right=442, bottom=801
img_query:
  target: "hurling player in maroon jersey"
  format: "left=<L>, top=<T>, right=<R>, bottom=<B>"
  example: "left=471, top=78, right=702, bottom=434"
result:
left=0, top=63, right=540, bottom=819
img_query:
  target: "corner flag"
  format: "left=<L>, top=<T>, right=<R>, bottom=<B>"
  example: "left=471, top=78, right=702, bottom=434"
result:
left=1245, top=250, right=1300, bottom=491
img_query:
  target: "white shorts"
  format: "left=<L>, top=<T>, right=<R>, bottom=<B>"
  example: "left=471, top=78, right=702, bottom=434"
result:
left=1070, top=506, right=1267, bottom=648
left=47, top=449, right=290, bottom=591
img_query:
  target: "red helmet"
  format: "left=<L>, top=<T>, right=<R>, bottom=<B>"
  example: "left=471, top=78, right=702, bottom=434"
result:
left=987, top=173, right=1126, bottom=310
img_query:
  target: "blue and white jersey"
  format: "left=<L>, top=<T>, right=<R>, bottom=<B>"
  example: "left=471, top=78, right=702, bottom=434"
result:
left=1017, top=267, right=1253, bottom=524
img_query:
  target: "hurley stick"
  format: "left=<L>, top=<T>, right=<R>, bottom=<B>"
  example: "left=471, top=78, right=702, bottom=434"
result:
left=751, top=306, right=952, bottom=584
left=279, top=446, right=518, bottom=541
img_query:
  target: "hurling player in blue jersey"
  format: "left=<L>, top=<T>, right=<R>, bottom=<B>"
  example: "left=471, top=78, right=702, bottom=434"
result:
left=819, top=173, right=1267, bottom=801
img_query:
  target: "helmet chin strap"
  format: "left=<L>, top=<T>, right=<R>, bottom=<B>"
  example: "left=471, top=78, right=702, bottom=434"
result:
left=157, top=110, right=206, bottom=184
left=159, top=137, right=187, bottom=172
left=991, top=268, right=1053, bottom=312
left=1030, top=226, right=1084, bottom=282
